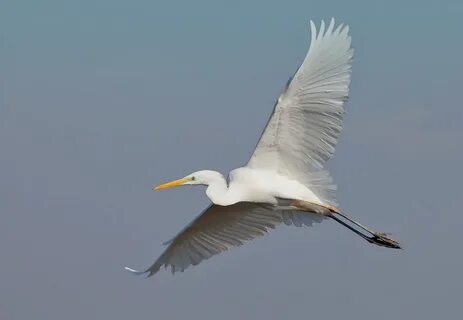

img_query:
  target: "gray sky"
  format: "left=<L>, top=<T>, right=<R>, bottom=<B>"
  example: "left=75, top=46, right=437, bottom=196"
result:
left=1, top=1, right=462, bottom=319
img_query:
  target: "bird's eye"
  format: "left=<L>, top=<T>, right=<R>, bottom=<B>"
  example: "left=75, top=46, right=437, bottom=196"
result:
left=191, top=176, right=196, bottom=181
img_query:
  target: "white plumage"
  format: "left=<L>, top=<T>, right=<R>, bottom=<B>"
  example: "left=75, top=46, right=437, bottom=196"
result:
left=126, top=18, right=400, bottom=278
left=248, top=19, right=353, bottom=205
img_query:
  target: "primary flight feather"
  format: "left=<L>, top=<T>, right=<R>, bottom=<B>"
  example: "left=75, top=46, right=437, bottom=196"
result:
left=126, top=18, right=400, bottom=278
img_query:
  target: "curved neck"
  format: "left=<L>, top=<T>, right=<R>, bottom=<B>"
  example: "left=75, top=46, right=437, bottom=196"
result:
left=205, top=174, right=236, bottom=206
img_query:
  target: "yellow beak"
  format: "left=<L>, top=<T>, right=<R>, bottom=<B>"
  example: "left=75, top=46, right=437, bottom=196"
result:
left=153, top=177, right=190, bottom=190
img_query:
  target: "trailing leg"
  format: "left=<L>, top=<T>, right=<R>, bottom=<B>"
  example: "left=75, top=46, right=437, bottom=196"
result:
left=289, top=200, right=402, bottom=249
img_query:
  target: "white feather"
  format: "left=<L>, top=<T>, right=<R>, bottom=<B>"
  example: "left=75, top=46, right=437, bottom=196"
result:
left=247, top=18, right=353, bottom=205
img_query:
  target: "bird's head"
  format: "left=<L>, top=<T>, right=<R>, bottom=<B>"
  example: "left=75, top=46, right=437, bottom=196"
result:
left=153, top=170, right=224, bottom=190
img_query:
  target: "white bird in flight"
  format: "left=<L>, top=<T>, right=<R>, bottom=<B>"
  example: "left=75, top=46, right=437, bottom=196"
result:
left=126, top=18, right=400, bottom=278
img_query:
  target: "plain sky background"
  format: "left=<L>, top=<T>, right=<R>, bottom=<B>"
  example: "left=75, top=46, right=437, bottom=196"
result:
left=1, top=0, right=462, bottom=319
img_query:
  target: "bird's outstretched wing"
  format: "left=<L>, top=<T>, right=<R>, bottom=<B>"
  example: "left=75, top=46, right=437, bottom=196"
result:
left=247, top=19, right=353, bottom=205
left=126, top=202, right=324, bottom=277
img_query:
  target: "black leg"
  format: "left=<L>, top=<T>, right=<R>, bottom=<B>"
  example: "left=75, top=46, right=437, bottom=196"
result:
left=328, top=214, right=374, bottom=242
left=328, top=212, right=402, bottom=249
left=288, top=200, right=402, bottom=249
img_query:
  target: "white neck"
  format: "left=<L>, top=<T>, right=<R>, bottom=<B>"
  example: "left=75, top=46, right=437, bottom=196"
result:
left=204, top=173, right=237, bottom=206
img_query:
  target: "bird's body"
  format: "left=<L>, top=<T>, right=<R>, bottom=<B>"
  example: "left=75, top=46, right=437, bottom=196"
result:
left=126, top=18, right=401, bottom=278
left=202, top=168, right=322, bottom=206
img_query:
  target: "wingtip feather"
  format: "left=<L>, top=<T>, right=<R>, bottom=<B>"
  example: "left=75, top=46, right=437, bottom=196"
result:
left=124, top=266, right=148, bottom=276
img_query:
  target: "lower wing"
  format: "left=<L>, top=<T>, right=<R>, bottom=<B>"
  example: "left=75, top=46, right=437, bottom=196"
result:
left=126, top=202, right=325, bottom=277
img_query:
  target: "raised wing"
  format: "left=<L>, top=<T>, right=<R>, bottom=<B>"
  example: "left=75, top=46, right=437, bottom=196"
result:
left=126, top=202, right=324, bottom=277
left=247, top=19, right=353, bottom=198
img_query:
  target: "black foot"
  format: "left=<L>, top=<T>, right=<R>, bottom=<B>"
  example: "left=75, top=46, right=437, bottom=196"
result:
left=368, top=232, right=402, bottom=249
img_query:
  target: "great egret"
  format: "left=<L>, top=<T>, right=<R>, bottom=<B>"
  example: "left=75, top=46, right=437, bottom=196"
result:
left=126, top=18, right=401, bottom=277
